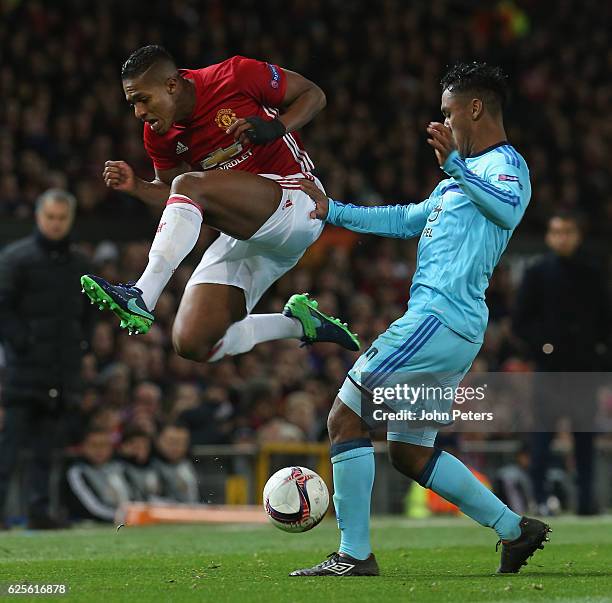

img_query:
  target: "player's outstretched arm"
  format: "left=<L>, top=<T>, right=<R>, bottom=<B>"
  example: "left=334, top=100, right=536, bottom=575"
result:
left=300, top=180, right=432, bottom=239
left=103, top=161, right=186, bottom=208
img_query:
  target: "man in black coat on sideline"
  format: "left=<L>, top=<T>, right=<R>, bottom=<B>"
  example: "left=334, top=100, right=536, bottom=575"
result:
left=0, top=189, right=93, bottom=528
left=512, top=210, right=610, bottom=515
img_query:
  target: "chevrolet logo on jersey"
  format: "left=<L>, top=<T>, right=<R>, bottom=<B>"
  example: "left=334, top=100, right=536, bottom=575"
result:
left=200, top=141, right=243, bottom=170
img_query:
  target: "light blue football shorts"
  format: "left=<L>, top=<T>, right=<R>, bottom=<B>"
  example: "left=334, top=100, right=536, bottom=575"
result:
left=338, top=313, right=481, bottom=447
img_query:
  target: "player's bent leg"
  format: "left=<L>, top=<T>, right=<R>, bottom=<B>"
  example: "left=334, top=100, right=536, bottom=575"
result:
left=389, top=440, right=521, bottom=533
left=82, top=171, right=281, bottom=331
left=208, top=293, right=361, bottom=362
left=290, top=395, right=379, bottom=577
left=170, top=170, right=282, bottom=240
left=389, top=440, right=550, bottom=573
left=172, top=283, right=247, bottom=362
left=387, top=440, right=438, bottom=480
left=207, top=313, right=303, bottom=361
left=82, top=189, right=204, bottom=330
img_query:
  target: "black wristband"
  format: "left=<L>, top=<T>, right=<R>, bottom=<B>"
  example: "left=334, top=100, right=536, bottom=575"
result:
left=244, top=115, right=286, bottom=145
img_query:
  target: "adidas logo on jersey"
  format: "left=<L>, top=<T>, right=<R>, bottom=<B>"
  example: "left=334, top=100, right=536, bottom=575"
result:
left=176, top=142, right=189, bottom=155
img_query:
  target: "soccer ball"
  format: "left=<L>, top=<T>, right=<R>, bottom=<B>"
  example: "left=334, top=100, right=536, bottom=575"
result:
left=263, top=466, right=329, bottom=532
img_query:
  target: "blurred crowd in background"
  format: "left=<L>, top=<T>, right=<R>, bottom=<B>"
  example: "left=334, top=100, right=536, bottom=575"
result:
left=0, top=0, right=611, bottom=522
left=1, top=0, right=610, bottom=233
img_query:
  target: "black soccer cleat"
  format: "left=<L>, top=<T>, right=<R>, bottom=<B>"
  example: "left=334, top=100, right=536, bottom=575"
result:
left=283, top=293, right=360, bottom=351
left=496, top=516, right=551, bottom=574
left=290, top=552, right=379, bottom=577
left=81, top=274, right=154, bottom=335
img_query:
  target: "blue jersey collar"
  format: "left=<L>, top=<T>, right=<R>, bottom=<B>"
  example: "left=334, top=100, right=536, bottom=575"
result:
left=466, top=140, right=510, bottom=159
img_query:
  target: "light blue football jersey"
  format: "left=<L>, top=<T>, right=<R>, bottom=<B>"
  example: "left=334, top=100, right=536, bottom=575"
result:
left=326, top=142, right=531, bottom=343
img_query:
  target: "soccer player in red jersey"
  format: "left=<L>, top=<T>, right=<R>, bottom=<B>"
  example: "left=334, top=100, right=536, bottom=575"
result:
left=82, top=45, right=359, bottom=362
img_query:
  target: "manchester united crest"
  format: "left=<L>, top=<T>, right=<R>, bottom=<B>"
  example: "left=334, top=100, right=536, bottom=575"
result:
left=215, top=108, right=237, bottom=129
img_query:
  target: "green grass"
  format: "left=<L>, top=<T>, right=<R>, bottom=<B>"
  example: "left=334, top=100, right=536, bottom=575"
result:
left=1, top=516, right=611, bottom=602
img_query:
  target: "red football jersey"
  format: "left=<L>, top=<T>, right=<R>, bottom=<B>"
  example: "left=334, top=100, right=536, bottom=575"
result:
left=143, top=56, right=315, bottom=177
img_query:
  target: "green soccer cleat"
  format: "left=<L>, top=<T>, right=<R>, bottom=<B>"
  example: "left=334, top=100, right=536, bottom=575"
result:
left=80, top=274, right=154, bottom=336
left=283, top=293, right=360, bottom=351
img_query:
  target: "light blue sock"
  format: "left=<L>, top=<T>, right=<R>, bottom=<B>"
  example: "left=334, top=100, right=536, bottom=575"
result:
left=331, top=439, right=375, bottom=560
left=422, top=450, right=521, bottom=541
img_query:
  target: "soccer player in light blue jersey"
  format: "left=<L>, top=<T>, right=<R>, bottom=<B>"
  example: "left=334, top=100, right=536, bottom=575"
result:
left=291, top=63, right=551, bottom=577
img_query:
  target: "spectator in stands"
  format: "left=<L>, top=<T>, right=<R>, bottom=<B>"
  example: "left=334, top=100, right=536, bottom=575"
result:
left=176, top=384, right=235, bottom=445
left=493, top=444, right=536, bottom=516
left=116, top=427, right=160, bottom=501
left=0, top=188, right=92, bottom=529
left=152, top=424, right=200, bottom=503
left=128, top=381, right=164, bottom=436
left=168, top=382, right=202, bottom=422
left=284, top=391, right=319, bottom=441
left=64, top=428, right=130, bottom=523
left=513, top=211, right=611, bottom=515
left=257, top=418, right=305, bottom=443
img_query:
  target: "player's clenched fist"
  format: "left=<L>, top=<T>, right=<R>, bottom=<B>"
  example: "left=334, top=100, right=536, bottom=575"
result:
left=103, top=160, right=136, bottom=192
left=300, top=180, right=329, bottom=220
left=226, top=116, right=286, bottom=146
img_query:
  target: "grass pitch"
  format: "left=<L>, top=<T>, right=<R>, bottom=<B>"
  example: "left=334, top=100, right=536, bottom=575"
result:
left=1, top=516, right=611, bottom=602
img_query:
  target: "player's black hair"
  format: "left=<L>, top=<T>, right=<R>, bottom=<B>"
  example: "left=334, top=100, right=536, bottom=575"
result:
left=121, top=45, right=176, bottom=80
left=440, top=62, right=508, bottom=113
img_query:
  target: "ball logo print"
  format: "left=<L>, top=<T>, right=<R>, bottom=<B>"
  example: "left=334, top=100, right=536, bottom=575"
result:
left=263, top=466, right=329, bottom=533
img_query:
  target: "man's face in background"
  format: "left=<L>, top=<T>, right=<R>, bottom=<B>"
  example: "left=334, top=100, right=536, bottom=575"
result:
left=546, top=217, right=582, bottom=257
left=36, top=199, right=74, bottom=241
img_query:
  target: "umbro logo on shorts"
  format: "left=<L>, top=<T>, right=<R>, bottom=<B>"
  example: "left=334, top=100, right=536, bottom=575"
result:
left=325, top=562, right=355, bottom=575
left=176, top=142, right=189, bottom=155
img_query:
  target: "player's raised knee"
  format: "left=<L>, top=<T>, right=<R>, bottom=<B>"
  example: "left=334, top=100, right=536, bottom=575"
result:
left=171, top=171, right=210, bottom=200
left=171, top=326, right=210, bottom=363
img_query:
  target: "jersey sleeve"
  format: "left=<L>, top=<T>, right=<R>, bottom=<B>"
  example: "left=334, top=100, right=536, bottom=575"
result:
left=143, top=126, right=181, bottom=171
left=231, top=56, right=287, bottom=107
left=443, top=150, right=531, bottom=230
left=326, top=197, right=436, bottom=239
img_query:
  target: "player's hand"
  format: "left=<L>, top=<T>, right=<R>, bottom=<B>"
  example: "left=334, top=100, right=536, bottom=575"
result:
left=300, top=180, right=329, bottom=220
left=226, top=116, right=286, bottom=146
left=103, top=160, right=136, bottom=192
left=226, top=118, right=256, bottom=146
left=427, top=122, right=456, bottom=167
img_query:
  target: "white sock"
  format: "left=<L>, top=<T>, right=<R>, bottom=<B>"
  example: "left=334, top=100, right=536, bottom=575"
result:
left=209, top=314, right=303, bottom=362
left=136, top=195, right=203, bottom=310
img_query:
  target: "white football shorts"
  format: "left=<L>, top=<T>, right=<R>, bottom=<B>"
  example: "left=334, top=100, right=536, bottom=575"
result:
left=186, top=173, right=325, bottom=312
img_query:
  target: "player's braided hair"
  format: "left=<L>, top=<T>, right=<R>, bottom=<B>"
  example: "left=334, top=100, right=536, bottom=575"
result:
left=121, top=45, right=176, bottom=79
left=440, top=62, right=508, bottom=113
